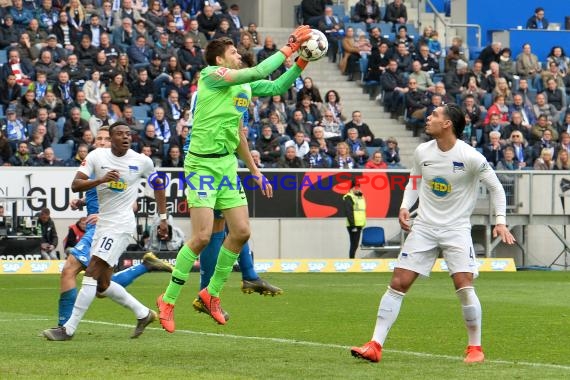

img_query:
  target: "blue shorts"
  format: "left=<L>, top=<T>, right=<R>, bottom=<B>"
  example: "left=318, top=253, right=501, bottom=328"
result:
left=214, top=209, right=223, bottom=219
left=69, top=223, right=96, bottom=268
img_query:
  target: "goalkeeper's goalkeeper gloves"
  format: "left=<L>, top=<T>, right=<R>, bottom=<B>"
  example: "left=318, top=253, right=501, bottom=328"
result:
left=280, top=25, right=312, bottom=58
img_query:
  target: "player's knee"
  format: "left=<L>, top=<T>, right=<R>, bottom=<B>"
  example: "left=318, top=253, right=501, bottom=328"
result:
left=192, top=233, right=212, bottom=250
left=389, top=278, right=411, bottom=293
left=230, top=225, right=250, bottom=244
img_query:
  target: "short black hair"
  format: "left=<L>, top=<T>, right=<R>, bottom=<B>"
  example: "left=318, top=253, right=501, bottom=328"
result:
left=442, top=103, right=466, bottom=138
left=109, top=121, right=129, bottom=134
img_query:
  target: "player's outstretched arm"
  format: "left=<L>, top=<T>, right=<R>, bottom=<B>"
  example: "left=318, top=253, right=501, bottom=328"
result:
left=204, top=26, right=312, bottom=88
left=237, top=128, right=273, bottom=198
left=250, top=57, right=309, bottom=97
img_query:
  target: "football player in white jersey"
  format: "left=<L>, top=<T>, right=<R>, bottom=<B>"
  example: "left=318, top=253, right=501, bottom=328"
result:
left=43, top=122, right=169, bottom=341
left=351, top=104, right=515, bottom=364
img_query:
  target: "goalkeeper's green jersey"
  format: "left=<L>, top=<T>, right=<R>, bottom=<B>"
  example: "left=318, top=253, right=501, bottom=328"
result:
left=187, top=51, right=302, bottom=156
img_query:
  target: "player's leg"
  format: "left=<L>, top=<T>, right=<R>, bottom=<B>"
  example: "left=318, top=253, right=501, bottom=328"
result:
left=112, top=252, right=172, bottom=288
left=239, top=241, right=283, bottom=296
left=157, top=207, right=214, bottom=332
left=351, top=228, right=438, bottom=362
left=57, top=253, right=85, bottom=326
left=443, top=230, right=484, bottom=363
left=198, top=215, right=226, bottom=290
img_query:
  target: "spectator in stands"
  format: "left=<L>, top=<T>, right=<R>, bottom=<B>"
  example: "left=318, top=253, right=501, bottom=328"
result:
left=286, top=109, right=313, bottom=139
left=0, top=129, right=12, bottom=164
left=73, top=91, right=93, bottom=122
left=278, top=145, right=305, bottom=168
left=34, top=50, right=60, bottom=82
left=339, top=27, right=361, bottom=80
left=417, top=26, right=433, bottom=48
left=364, top=150, right=387, bottom=169
left=51, top=12, right=77, bottom=54
left=53, top=71, right=78, bottom=115
left=381, top=59, right=408, bottom=118
left=531, top=114, right=558, bottom=144
left=162, top=145, right=184, bottom=168
left=405, top=77, right=429, bottom=123
left=127, top=35, right=153, bottom=67
left=81, top=129, right=95, bottom=151
left=248, top=149, right=264, bottom=168
left=492, top=77, right=513, bottom=105
left=16, top=90, right=39, bottom=125
left=547, top=46, right=569, bottom=75
left=112, top=17, right=136, bottom=52
left=197, top=4, right=220, bottom=40
left=541, top=61, right=565, bottom=92
left=427, top=31, right=442, bottom=59
left=144, top=0, right=167, bottom=33
left=483, top=62, right=507, bottom=95
left=10, top=0, right=34, bottom=33
left=462, top=94, right=484, bottom=128
left=444, top=45, right=463, bottom=74
left=27, top=130, right=46, bottom=161
left=534, top=148, right=554, bottom=170
left=35, top=146, right=64, bottom=167
left=445, top=59, right=469, bottom=99
left=65, top=143, right=89, bottom=167
left=311, top=125, right=336, bottom=159
left=0, top=15, right=19, bottom=49
left=343, top=110, right=382, bottom=147
left=533, top=93, right=560, bottom=127
left=495, top=146, right=520, bottom=172
left=83, top=70, right=106, bottom=107
left=321, top=109, right=343, bottom=142
left=178, top=37, right=206, bottom=82
left=66, top=55, right=88, bottom=88
left=150, top=106, right=173, bottom=143
left=37, top=207, right=59, bottom=260
left=27, top=71, right=51, bottom=104
left=284, top=131, right=309, bottom=158
left=516, top=78, right=535, bottom=107
left=82, top=13, right=103, bottom=48
left=187, top=19, right=208, bottom=50
left=559, top=114, right=570, bottom=136
left=140, top=123, right=164, bottom=166
left=345, top=128, right=368, bottom=167
left=0, top=74, right=22, bottom=111
left=31, top=107, right=58, bottom=145
left=88, top=103, right=111, bottom=136
left=515, top=43, right=541, bottom=87
left=467, top=59, right=485, bottom=89
left=425, top=93, right=442, bottom=121
left=409, top=60, right=434, bottom=93
left=414, top=43, right=439, bottom=74
left=509, top=93, right=535, bottom=128
left=304, top=141, right=331, bottom=168
left=255, top=124, right=281, bottom=167
left=318, top=5, right=344, bottom=63
left=382, top=137, right=402, bottom=168
left=63, top=216, right=86, bottom=250
left=365, top=42, right=391, bottom=85
left=526, top=7, right=548, bottom=29
left=384, top=0, right=407, bottom=25
left=8, top=141, right=32, bottom=166
left=504, top=111, right=531, bottom=143
left=323, top=90, right=345, bottom=125
left=37, top=0, right=59, bottom=33
left=296, top=94, right=323, bottom=125
left=257, top=37, right=283, bottom=78
left=555, top=149, right=570, bottom=170
left=496, top=48, right=514, bottom=84
left=61, top=107, right=90, bottom=147
left=484, top=94, right=510, bottom=126
left=334, top=141, right=356, bottom=169
left=108, top=72, right=132, bottom=113
left=393, top=42, right=412, bottom=74
left=2, top=106, right=28, bottom=147
left=507, top=130, right=532, bottom=169
left=267, top=111, right=290, bottom=143
left=544, top=78, right=566, bottom=112
left=479, top=42, right=502, bottom=72
left=262, top=95, right=289, bottom=124
left=246, top=23, right=261, bottom=47
left=484, top=113, right=509, bottom=143
left=395, top=25, right=415, bottom=55
left=76, top=35, right=98, bottom=69
left=301, top=0, right=329, bottom=27
left=461, top=76, right=486, bottom=106
left=353, top=0, right=381, bottom=25
left=483, top=130, right=504, bottom=168
left=1, top=49, right=34, bottom=87
left=113, top=0, right=143, bottom=29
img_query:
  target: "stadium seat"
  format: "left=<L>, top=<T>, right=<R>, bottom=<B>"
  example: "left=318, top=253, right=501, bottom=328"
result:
left=344, top=22, right=366, bottom=34
left=332, top=4, right=345, bottom=18
left=360, top=227, right=401, bottom=256
left=132, top=106, right=149, bottom=122
left=366, top=146, right=379, bottom=157
left=0, top=49, right=7, bottom=65
left=52, top=143, right=73, bottom=161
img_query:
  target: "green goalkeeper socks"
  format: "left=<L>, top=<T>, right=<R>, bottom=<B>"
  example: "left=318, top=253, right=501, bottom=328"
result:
left=163, top=244, right=198, bottom=304
left=207, top=246, right=239, bottom=297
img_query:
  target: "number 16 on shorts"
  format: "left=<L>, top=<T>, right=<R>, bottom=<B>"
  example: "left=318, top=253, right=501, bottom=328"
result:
left=93, top=231, right=131, bottom=267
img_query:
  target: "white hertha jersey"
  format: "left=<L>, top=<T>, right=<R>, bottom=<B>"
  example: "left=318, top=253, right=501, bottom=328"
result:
left=401, top=139, right=506, bottom=229
left=77, top=148, right=154, bottom=233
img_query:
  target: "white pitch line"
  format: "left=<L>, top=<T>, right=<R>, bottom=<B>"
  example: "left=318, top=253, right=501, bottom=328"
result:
left=81, top=319, right=570, bottom=371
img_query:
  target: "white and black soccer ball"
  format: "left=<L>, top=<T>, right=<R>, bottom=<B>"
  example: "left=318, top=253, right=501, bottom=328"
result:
left=299, top=29, right=329, bottom=62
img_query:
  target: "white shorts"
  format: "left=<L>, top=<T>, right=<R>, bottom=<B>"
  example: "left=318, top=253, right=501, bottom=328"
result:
left=90, top=229, right=132, bottom=267
left=396, top=225, right=478, bottom=278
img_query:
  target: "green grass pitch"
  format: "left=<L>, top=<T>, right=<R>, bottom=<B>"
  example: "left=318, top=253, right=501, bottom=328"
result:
left=0, top=271, right=569, bottom=379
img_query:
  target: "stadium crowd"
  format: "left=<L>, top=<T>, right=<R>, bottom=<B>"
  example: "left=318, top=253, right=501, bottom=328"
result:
left=0, top=0, right=568, bottom=172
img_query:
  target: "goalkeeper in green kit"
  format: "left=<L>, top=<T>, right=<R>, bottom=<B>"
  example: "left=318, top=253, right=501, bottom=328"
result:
left=157, top=25, right=313, bottom=330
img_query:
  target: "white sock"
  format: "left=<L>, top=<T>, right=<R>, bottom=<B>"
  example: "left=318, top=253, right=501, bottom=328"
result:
left=372, top=286, right=405, bottom=346
left=64, top=276, right=97, bottom=336
left=100, top=282, right=149, bottom=319
left=456, top=286, right=482, bottom=346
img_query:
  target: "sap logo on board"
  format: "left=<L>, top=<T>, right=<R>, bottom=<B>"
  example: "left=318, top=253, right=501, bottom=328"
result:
left=31, top=262, right=50, bottom=273
left=360, top=261, right=379, bottom=271
left=281, top=262, right=300, bottom=272
left=491, top=260, right=509, bottom=271
left=333, top=261, right=352, bottom=272
left=308, top=262, right=327, bottom=272
left=254, top=262, right=273, bottom=273
left=2, top=262, right=24, bottom=273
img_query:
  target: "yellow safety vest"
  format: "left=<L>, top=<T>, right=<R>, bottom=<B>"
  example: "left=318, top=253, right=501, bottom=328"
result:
left=344, top=192, right=366, bottom=227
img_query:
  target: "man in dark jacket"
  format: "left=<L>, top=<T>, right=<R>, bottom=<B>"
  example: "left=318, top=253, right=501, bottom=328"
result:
left=38, top=207, right=59, bottom=259
left=380, top=59, right=407, bottom=117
